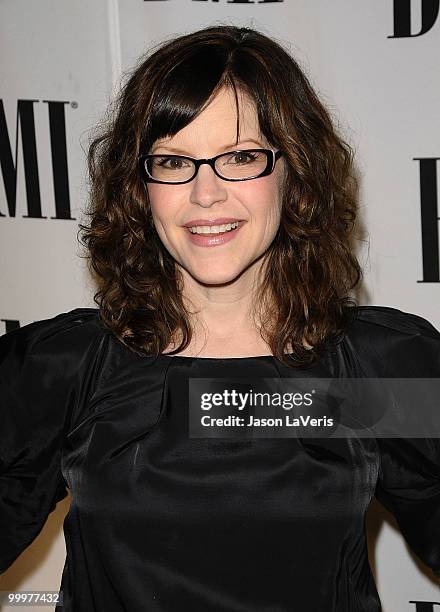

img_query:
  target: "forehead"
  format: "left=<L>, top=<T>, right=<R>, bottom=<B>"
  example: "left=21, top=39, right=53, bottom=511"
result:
left=153, top=87, right=264, bottom=152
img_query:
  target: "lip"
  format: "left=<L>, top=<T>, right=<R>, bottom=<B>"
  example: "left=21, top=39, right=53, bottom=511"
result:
left=185, top=220, right=245, bottom=247
left=183, top=218, right=244, bottom=228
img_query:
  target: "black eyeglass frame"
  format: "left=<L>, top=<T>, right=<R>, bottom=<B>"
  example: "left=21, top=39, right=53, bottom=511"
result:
left=138, top=148, right=284, bottom=184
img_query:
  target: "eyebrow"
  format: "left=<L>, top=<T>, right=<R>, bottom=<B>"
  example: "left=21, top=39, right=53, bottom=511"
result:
left=151, top=138, right=264, bottom=155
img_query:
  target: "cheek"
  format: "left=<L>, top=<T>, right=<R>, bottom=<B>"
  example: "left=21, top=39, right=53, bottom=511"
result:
left=146, top=185, right=178, bottom=224
left=233, top=176, right=282, bottom=219
left=146, top=184, right=162, bottom=212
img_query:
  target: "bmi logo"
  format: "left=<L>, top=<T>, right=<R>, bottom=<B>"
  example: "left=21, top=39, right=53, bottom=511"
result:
left=390, top=0, right=439, bottom=37
left=143, top=0, right=284, bottom=3
left=409, top=602, right=440, bottom=611
left=416, top=158, right=440, bottom=283
left=0, top=99, right=75, bottom=220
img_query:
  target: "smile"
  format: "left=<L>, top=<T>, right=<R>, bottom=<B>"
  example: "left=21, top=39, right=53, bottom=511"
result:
left=188, top=221, right=240, bottom=234
left=185, top=221, right=245, bottom=247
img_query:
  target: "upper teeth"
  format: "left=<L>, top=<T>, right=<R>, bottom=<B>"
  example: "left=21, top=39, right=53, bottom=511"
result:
left=189, top=222, right=239, bottom=234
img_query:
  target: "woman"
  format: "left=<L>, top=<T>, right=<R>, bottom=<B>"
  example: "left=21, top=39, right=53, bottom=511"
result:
left=0, top=25, right=439, bottom=611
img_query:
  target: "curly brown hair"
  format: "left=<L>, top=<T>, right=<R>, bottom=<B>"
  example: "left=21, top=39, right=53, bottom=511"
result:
left=78, top=24, right=363, bottom=368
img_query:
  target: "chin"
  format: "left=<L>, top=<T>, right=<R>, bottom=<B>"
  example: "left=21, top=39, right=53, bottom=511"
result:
left=189, top=266, right=247, bottom=286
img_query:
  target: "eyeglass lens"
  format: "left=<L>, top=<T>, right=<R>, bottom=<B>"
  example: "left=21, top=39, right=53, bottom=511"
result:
left=145, top=150, right=268, bottom=182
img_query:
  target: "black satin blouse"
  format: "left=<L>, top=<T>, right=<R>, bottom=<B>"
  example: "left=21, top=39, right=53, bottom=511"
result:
left=0, top=305, right=439, bottom=611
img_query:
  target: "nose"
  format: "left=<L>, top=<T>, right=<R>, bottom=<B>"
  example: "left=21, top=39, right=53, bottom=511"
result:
left=189, top=163, right=228, bottom=208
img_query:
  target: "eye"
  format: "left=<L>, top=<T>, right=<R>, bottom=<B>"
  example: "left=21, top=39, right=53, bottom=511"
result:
left=154, top=156, right=191, bottom=169
left=226, top=151, right=259, bottom=165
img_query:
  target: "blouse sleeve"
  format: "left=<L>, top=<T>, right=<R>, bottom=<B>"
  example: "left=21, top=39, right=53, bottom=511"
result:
left=369, top=309, right=440, bottom=578
left=0, top=308, right=103, bottom=574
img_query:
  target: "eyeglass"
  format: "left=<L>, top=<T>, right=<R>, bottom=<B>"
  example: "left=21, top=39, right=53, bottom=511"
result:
left=138, top=148, right=284, bottom=184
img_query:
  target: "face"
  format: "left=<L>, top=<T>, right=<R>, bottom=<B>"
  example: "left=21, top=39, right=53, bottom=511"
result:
left=146, top=86, right=285, bottom=287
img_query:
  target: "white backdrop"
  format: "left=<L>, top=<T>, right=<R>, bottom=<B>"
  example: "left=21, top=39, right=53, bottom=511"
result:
left=0, top=1, right=439, bottom=610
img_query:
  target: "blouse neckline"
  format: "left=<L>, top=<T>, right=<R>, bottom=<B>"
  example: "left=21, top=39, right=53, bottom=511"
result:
left=162, top=353, right=290, bottom=361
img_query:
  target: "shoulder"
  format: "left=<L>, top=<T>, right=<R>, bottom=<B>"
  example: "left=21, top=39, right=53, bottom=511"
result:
left=0, top=307, right=109, bottom=365
left=0, top=309, right=115, bottom=445
left=346, top=304, right=439, bottom=340
left=338, top=304, right=440, bottom=376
